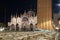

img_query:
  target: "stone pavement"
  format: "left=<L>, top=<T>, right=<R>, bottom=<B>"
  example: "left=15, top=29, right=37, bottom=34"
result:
left=0, top=31, right=56, bottom=40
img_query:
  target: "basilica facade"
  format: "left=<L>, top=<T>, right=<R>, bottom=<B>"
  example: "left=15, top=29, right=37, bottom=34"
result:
left=8, top=10, right=37, bottom=31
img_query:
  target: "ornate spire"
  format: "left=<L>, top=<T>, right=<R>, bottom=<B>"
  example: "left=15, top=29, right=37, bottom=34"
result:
left=20, top=13, right=22, bottom=17
left=23, top=10, right=27, bottom=16
left=16, top=12, right=17, bottom=18
left=11, top=14, right=13, bottom=18
left=16, top=9, right=18, bottom=18
left=11, top=8, right=13, bottom=18
left=30, top=8, right=32, bottom=11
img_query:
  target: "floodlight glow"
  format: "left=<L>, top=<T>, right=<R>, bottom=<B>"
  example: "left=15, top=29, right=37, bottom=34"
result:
left=55, top=27, right=59, bottom=30
left=0, top=27, right=4, bottom=31
left=56, top=4, right=60, bottom=6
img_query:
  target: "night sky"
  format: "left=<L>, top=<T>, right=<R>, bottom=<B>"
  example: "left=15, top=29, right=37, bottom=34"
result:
left=0, top=0, right=59, bottom=24
left=0, top=0, right=37, bottom=23
left=52, top=0, right=59, bottom=13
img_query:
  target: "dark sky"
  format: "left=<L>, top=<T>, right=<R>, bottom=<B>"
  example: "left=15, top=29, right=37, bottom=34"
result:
left=0, top=0, right=59, bottom=24
left=0, top=0, right=37, bottom=8
left=52, top=0, right=59, bottom=13
left=0, top=0, right=37, bottom=23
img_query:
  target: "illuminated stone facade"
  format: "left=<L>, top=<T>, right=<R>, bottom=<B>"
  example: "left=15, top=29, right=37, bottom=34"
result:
left=8, top=10, right=37, bottom=31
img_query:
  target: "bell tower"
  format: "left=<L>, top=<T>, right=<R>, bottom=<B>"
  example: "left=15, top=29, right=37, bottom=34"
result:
left=37, top=0, right=53, bottom=30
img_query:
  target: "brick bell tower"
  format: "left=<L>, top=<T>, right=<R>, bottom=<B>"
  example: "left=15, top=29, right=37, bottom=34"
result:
left=37, top=0, right=53, bottom=30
